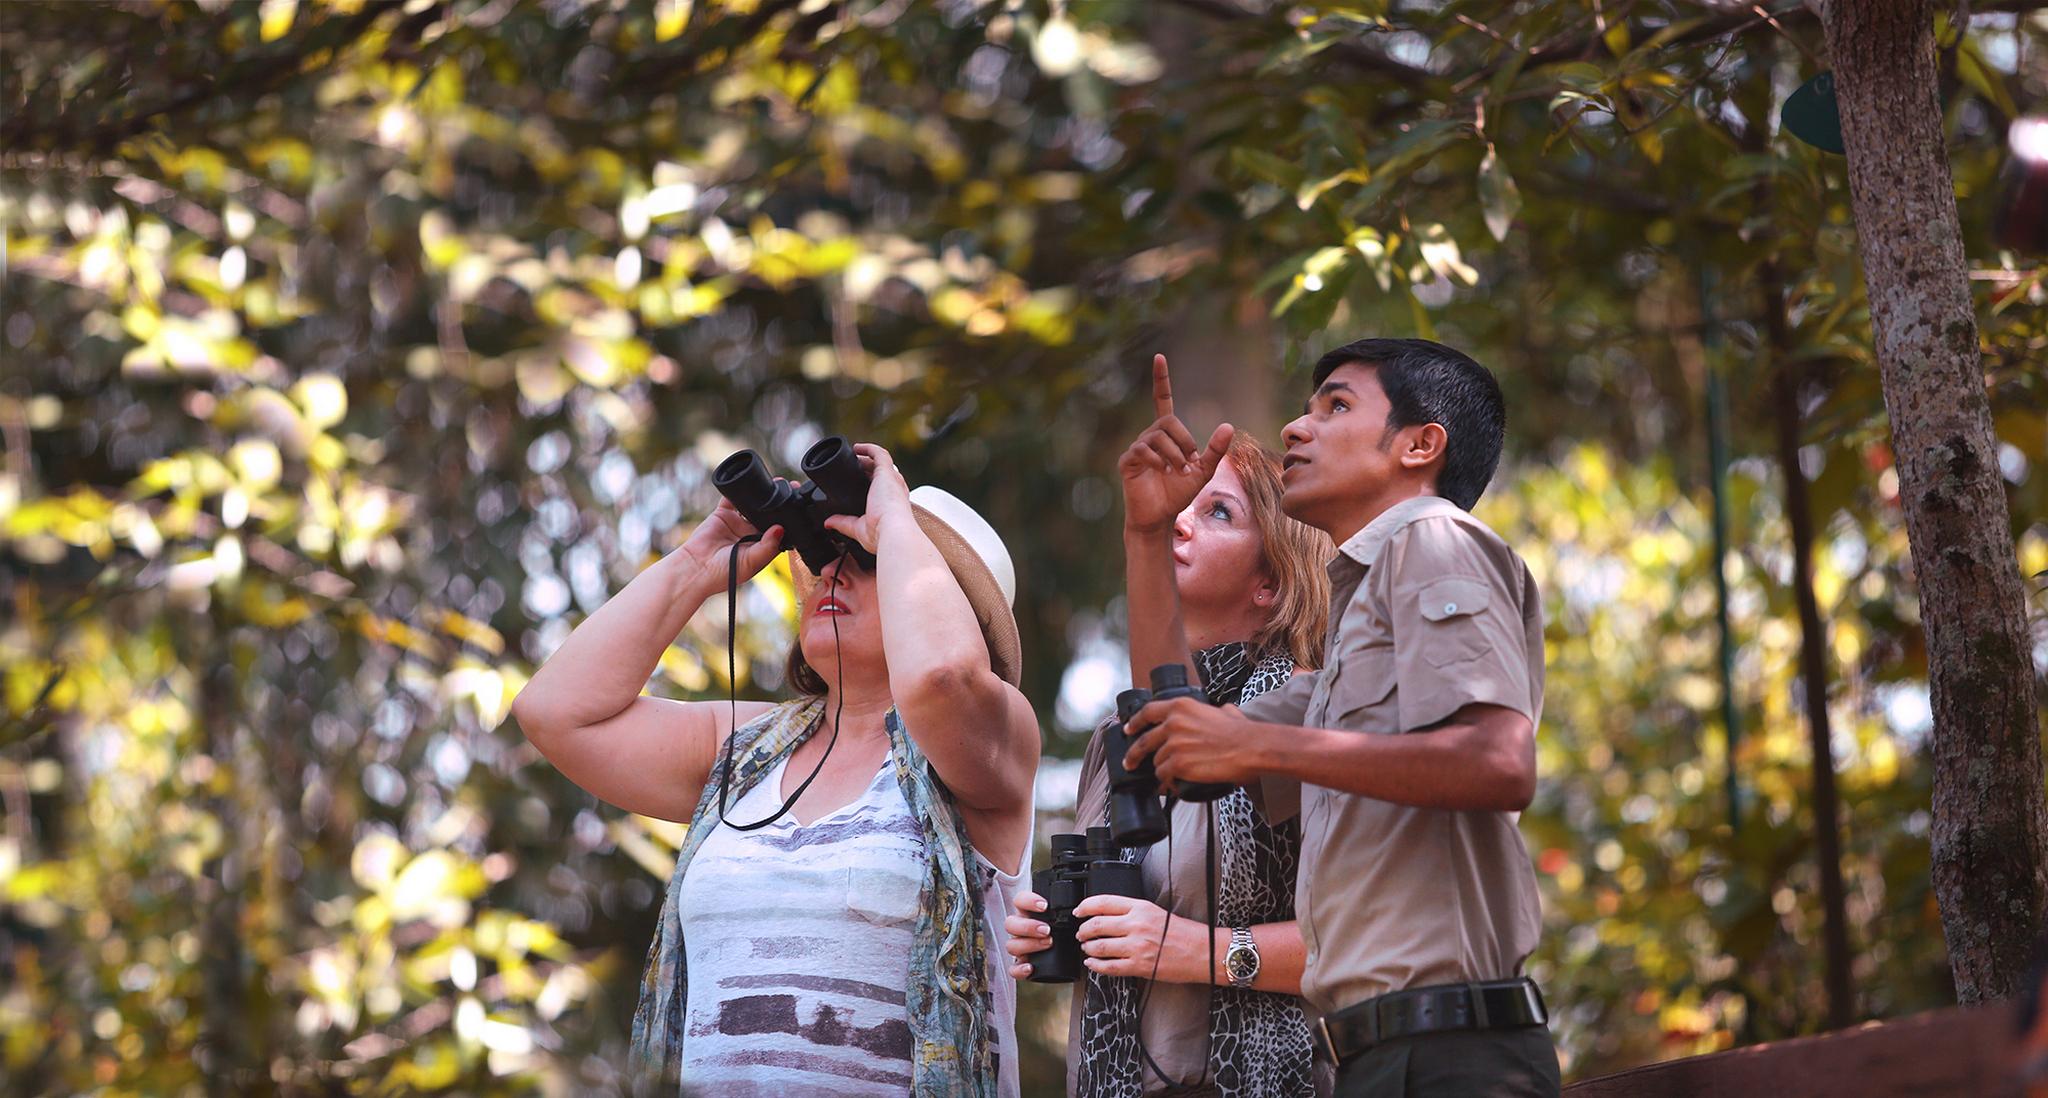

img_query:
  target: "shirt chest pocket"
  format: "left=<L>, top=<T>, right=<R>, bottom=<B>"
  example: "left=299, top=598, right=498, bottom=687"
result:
left=1417, top=576, right=1492, bottom=668
left=1321, top=647, right=1397, bottom=728
left=844, top=864, right=923, bottom=928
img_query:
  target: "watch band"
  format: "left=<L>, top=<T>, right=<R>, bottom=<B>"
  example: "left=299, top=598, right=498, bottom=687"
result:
left=1226, top=925, right=1259, bottom=989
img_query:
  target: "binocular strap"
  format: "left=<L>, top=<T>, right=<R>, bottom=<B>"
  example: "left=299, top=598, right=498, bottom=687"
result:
left=716, top=537, right=848, bottom=832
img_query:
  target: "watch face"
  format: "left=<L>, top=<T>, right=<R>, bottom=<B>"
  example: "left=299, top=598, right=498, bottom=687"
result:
left=1227, top=947, right=1257, bottom=982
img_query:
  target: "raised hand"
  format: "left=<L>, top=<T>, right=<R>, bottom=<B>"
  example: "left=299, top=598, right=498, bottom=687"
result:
left=821, top=442, right=911, bottom=555
left=1118, top=354, right=1234, bottom=535
left=678, top=499, right=785, bottom=581
left=1125, top=698, right=1262, bottom=790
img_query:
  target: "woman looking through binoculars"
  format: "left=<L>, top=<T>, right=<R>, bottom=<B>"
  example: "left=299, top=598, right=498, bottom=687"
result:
left=512, top=442, right=1038, bottom=1097
left=1007, top=357, right=1335, bottom=1098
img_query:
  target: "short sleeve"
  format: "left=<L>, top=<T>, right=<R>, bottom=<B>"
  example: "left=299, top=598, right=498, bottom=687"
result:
left=1381, top=518, right=1534, bottom=732
left=1238, top=667, right=1317, bottom=725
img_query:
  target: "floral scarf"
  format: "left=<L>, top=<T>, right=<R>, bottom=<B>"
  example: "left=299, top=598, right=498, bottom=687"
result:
left=628, top=697, right=996, bottom=1096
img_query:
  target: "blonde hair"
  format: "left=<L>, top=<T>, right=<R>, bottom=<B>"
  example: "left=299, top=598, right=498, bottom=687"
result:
left=1227, top=432, right=1333, bottom=669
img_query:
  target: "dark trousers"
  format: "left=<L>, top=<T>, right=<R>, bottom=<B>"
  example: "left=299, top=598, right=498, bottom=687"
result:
left=1333, top=1025, right=1560, bottom=1098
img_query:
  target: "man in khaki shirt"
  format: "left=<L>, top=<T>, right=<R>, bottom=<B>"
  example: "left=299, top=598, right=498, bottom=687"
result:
left=1121, top=338, right=1558, bottom=1097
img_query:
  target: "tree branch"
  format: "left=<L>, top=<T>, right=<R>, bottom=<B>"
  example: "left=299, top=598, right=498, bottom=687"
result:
left=1, top=0, right=414, bottom=153
left=1157, top=0, right=1436, bottom=88
left=608, top=0, right=811, bottom=98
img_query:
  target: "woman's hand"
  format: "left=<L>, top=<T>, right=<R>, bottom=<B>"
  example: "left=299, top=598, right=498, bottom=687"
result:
left=1074, top=894, right=1218, bottom=983
left=1003, top=890, right=1053, bottom=980
left=1120, top=354, right=1233, bottom=535
left=678, top=499, right=784, bottom=580
left=822, top=442, right=912, bottom=555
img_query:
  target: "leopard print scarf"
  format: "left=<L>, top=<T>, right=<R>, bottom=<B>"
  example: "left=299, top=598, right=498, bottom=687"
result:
left=1075, top=643, right=1317, bottom=1098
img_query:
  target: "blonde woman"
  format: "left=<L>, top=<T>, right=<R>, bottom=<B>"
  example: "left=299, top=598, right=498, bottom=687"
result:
left=514, top=444, right=1037, bottom=1096
left=1009, top=399, right=1335, bottom=1098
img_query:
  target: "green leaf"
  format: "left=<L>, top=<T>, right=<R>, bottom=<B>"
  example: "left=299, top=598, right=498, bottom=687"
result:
left=1603, top=23, right=1631, bottom=58
left=258, top=0, right=297, bottom=43
left=1287, top=263, right=1355, bottom=332
left=1229, top=146, right=1305, bottom=190
left=1340, top=120, right=1469, bottom=218
left=1554, top=62, right=1610, bottom=92
left=1297, top=167, right=1366, bottom=210
left=1406, top=283, right=1437, bottom=341
left=1956, top=38, right=2018, bottom=120
left=1478, top=147, right=1521, bottom=242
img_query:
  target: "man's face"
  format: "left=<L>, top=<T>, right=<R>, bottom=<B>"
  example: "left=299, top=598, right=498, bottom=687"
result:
left=1275, top=362, right=1408, bottom=539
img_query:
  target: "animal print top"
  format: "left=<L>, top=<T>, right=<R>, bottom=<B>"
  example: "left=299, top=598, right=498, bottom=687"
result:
left=1070, top=643, right=1325, bottom=1098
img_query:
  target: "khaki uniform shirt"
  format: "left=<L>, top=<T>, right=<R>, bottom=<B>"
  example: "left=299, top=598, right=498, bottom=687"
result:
left=1238, top=495, right=1545, bottom=1015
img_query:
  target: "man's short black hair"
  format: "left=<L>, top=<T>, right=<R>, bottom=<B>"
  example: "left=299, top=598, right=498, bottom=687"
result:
left=1311, top=337, right=1506, bottom=510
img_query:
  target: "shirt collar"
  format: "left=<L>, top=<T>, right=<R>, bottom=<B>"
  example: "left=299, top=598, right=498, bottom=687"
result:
left=1332, top=495, right=1463, bottom=571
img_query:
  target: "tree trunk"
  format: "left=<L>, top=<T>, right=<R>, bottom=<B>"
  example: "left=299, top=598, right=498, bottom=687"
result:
left=1818, top=0, right=2048, bottom=1003
left=195, top=612, right=249, bottom=1091
left=1158, top=290, right=1283, bottom=448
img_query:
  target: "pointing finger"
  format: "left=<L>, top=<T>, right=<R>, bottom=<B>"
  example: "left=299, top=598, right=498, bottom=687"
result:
left=1151, top=354, right=1175, bottom=419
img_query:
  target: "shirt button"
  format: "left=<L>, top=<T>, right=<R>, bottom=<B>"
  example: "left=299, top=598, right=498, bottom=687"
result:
left=1443, top=602, right=1458, bottom=615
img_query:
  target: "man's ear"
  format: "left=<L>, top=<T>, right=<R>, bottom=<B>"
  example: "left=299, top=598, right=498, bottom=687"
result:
left=1399, top=422, right=1448, bottom=473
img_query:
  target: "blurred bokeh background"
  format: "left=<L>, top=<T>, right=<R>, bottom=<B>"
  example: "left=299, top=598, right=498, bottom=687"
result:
left=3, top=1, right=2044, bottom=1094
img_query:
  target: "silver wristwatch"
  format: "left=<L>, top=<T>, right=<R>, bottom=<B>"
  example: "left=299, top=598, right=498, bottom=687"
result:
left=1224, top=926, right=1260, bottom=989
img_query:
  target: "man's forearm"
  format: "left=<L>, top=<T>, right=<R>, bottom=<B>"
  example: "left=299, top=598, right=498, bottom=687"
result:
left=1247, top=711, right=1535, bottom=812
left=1123, top=525, right=1196, bottom=687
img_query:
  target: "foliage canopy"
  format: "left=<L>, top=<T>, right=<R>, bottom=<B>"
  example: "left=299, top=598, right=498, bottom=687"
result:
left=3, top=1, right=2043, bottom=1093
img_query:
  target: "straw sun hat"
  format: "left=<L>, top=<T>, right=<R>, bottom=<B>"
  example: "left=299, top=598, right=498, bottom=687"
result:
left=793, top=485, right=1022, bottom=687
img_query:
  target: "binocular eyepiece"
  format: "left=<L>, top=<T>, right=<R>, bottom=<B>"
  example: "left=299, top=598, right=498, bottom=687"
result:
left=711, top=435, right=874, bottom=574
left=1027, top=826, right=1145, bottom=984
left=1100, top=663, right=1235, bottom=849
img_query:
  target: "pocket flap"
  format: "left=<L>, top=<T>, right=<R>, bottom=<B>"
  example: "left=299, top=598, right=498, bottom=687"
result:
left=1418, top=576, right=1490, bottom=622
left=1324, top=648, right=1396, bottom=724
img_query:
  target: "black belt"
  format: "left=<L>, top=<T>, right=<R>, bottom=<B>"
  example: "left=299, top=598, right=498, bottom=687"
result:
left=1319, top=977, right=1548, bottom=1063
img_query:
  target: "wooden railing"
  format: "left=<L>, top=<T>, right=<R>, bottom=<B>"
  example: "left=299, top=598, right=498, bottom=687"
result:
left=1564, top=1004, right=2020, bottom=1098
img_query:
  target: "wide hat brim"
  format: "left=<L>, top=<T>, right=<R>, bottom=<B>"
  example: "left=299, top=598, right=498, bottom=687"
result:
left=791, top=500, right=1023, bottom=688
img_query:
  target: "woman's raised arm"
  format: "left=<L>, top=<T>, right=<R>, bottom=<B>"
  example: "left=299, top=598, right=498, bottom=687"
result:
left=509, top=502, right=782, bottom=822
left=824, top=446, right=1038, bottom=872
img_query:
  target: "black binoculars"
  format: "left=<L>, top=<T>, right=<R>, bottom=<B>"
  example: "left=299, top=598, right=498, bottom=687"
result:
left=711, top=436, right=873, bottom=574
left=1101, top=664, right=1233, bottom=848
left=1027, top=827, right=1145, bottom=984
